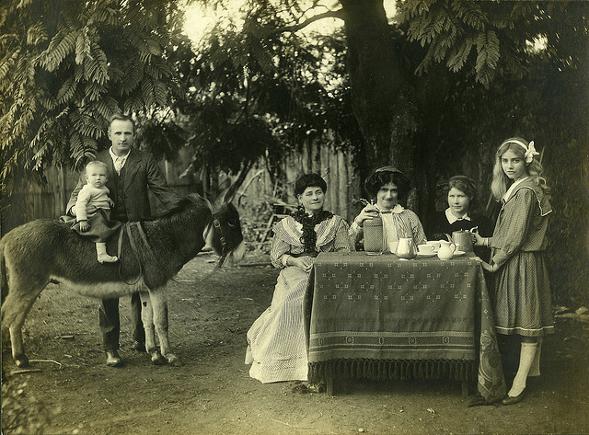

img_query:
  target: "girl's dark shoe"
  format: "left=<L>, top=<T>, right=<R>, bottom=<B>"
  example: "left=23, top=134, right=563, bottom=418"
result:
left=291, top=381, right=325, bottom=394
left=502, top=389, right=526, bottom=405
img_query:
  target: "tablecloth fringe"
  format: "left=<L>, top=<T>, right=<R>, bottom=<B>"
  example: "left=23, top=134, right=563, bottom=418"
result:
left=308, top=359, right=476, bottom=382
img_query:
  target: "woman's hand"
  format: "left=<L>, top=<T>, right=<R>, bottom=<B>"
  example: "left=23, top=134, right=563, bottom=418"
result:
left=79, top=221, right=90, bottom=232
left=353, top=204, right=380, bottom=227
left=472, top=230, right=486, bottom=247
left=474, top=257, right=499, bottom=273
left=291, top=256, right=314, bottom=272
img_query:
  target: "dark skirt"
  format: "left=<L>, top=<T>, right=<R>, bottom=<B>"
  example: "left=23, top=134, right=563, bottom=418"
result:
left=493, top=251, right=554, bottom=337
left=69, top=209, right=122, bottom=242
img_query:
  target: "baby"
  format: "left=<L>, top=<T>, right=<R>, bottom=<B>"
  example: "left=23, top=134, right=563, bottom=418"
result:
left=73, top=161, right=120, bottom=263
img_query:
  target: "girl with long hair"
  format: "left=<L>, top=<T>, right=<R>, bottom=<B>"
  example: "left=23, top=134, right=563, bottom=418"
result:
left=475, top=137, right=553, bottom=405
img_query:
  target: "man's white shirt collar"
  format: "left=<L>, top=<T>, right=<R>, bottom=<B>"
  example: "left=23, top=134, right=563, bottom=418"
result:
left=109, top=147, right=131, bottom=173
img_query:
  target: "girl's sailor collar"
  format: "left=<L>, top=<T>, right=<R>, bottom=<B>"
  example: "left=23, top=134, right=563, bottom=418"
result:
left=503, top=178, right=552, bottom=216
left=503, top=177, right=529, bottom=202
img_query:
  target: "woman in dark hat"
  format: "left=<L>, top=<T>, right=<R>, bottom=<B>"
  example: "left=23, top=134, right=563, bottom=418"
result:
left=350, top=166, right=426, bottom=253
left=246, top=173, right=353, bottom=386
left=428, top=175, right=493, bottom=259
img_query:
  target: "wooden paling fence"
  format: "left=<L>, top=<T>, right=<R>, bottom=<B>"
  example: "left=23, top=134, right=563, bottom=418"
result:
left=1, top=141, right=360, bottom=236
left=238, top=141, right=360, bottom=222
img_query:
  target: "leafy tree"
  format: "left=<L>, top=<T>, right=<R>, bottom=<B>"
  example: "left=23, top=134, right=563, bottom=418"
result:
left=1, top=0, right=586, bottom=302
left=182, top=0, right=587, bottom=180
left=171, top=3, right=361, bottom=192
left=0, top=0, right=189, bottom=189
left=182, top=0, right=587, bottom=302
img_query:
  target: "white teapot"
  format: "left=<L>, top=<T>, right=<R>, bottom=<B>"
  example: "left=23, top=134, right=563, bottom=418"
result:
left=437, top=240, right=456, bottom=260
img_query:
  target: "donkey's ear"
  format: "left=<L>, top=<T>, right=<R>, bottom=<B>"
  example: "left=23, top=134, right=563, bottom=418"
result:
left=219, top=182, right=238, bottom=206
left=216, top=163, right=253, bottom=207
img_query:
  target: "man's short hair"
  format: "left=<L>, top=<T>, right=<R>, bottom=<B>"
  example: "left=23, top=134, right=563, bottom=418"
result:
left=109, top=113, right=135, bottom=131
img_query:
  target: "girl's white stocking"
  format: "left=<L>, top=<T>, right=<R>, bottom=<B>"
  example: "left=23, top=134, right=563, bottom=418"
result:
left=508, top=342, right=538, bottom=397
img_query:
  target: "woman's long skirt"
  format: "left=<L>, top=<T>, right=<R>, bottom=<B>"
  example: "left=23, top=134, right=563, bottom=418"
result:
left=246, top=266, right=311, bottom=383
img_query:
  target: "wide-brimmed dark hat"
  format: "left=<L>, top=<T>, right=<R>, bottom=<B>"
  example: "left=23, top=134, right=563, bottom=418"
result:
left=364, top=166, right=411, bottom=199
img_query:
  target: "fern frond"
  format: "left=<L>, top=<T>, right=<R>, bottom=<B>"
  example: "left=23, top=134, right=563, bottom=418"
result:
left=95, top=96, right=120, bottom=119
left=447, top=37, right=474, bottom=72
left=154, top=81, right=168, bottom=106
left=26, top=23, right=48, bottom=46
left=90, top=42, right=109, bottom=84
left=57, top=76, right=77, bottom=104
left=75, top=28, right=91, bottom=65
left=475, top=31, right=500, bottom=85
left=40, top=28, right=78, bottom=72
left=141, top=78, right=155, bottom=107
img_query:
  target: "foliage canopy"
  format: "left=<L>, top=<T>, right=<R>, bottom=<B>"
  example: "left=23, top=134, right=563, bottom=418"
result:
left=0, top=0, right=189, bottom=188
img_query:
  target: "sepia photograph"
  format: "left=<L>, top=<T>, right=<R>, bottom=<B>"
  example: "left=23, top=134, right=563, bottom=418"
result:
left=1, top=0, right=588, bottom=433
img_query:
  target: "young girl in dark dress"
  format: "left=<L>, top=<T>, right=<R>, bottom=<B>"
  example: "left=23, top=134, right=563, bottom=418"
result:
left=428, top=175, right=493, bottom=260
left=475, top=137, right=553, bottom=405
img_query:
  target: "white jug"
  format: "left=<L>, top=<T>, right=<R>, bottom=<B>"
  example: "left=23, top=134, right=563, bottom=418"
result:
left=396, top=237, right=417, bottom=259
left=437, top=240, right=456, bottom=260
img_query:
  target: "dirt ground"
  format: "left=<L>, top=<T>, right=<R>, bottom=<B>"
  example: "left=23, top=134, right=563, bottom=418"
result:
left=2, top=254, right=589, bottom=435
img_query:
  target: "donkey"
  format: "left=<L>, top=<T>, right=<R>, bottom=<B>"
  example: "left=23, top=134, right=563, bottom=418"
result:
left=0, top=193, right=245, bottom=368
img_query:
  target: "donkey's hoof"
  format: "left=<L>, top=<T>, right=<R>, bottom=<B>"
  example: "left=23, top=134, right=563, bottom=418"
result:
left=14, top=355, right=30, bottom=368
left=150, top=352, right=166, bottom=365
left=165, top=354, right=181, bottom=366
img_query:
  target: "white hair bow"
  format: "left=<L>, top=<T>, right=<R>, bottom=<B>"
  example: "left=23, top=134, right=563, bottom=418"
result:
left=524, top=141, right=540, bottom=164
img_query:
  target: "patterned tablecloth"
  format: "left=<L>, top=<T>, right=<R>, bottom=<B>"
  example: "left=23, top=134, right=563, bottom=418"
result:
left=307, top=252, right=506, bottom=401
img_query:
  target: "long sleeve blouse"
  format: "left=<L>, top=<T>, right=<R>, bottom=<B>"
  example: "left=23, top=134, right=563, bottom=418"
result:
left=350, top=205, right=427, bottom=252
left=270, top=215, right=353, bottom=269
left=489, top=179, right=552, bottom=267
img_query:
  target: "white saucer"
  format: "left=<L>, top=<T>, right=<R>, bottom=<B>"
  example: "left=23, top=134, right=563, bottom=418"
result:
left=416, top=252, right=437, bottom=258
left=453, top=250, right=466, bottom=257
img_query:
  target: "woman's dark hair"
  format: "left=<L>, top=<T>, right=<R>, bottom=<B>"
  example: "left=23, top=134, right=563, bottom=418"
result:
left=448, top=175, right=478, bottom=206
left=294, top=173, right=327, bottom=196
left=364, top=167, right=411, bottom=204
left=292, top=173, right=331, bottom=254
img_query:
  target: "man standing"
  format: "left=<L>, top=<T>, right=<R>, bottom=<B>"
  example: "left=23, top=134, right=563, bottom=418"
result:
left=67, top=114, right=179, bottom=367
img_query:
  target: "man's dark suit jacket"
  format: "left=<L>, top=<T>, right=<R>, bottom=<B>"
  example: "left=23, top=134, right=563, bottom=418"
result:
left=67, top=148, right=177, bottom=220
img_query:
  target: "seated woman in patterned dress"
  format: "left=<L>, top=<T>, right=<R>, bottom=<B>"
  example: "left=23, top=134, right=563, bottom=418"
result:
left=245, top=173, right=354, bottom=385
left=349, top=166, right=426, bottom=251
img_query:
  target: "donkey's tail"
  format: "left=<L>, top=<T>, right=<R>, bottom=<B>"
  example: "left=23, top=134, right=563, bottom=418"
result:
left=0, top=239, right=7, bottom=307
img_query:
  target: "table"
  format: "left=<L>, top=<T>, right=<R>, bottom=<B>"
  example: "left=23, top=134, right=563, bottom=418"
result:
left=307, top=252, right=506, bottom=401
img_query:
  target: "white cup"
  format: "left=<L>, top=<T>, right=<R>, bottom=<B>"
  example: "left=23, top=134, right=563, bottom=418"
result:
left=426, top=241, right=441, bottom=251
left=418, top=244, right=435, bottom=254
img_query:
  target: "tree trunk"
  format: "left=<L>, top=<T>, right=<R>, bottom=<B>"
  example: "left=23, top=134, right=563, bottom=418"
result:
left=340, top=0, right=414, bottom=180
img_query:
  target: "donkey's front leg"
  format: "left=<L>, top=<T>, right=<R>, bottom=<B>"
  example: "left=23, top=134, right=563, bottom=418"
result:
left=148, top=289, right=179, bottom=365
left=139, top=292, right=165, bottom=365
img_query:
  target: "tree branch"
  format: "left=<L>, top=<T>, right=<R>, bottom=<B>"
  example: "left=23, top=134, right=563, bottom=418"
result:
left=269, top=9, right=345, bottom=36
